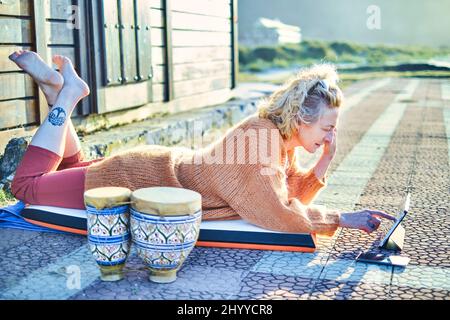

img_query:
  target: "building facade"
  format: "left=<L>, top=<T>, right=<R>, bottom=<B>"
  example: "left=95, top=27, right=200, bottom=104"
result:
left=239, top=17, right=301, bottom=47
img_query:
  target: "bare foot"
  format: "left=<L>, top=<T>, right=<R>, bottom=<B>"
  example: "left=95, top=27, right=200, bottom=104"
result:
left=9, top=50, right=63, bottom=105
left=52, top=55, right=90, bottom=101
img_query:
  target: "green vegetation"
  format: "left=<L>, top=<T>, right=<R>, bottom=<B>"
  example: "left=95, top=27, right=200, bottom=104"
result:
left=239, top=40, right=450, bottom=72
left=238, top=40, right=450, bottom=86
left=0, top=188, right=16, bottom=207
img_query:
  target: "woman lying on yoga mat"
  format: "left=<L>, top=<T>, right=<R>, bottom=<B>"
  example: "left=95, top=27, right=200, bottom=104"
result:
left=9, top=51, right=395, bottom=236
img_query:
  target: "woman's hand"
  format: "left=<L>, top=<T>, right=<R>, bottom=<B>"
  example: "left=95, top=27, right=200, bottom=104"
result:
left=313, top=129, right=337, bottom=181
left=323, top=128, right=337, bottom=160
left=339, top=209, right=397, bottom=233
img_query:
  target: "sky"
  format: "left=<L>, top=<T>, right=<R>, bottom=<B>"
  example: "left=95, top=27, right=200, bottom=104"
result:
left=238, top=0, right=450, bottom=47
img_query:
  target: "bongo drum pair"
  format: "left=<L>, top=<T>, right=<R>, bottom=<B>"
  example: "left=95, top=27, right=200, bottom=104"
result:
left=84, top=186, right=202, bottom=283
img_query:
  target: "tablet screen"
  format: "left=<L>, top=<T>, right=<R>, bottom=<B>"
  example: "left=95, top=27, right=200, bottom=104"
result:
left=378, top=193, right=410, bottom=248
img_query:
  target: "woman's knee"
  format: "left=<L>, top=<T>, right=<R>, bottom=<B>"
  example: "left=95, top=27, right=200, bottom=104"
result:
left=11, top=174, right=38, bottom=203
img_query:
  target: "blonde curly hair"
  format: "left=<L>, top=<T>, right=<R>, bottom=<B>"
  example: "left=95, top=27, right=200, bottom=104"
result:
left=258, top=63, right=343, bottom=139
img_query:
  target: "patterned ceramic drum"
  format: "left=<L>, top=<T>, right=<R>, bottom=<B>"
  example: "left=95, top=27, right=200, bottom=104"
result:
left=130, top=187, right=202, bottom=283
left=84, top=187, right=132, bottom=281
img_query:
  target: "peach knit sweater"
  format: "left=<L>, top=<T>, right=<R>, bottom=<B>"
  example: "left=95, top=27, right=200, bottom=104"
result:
left=85, top=114, right=340, bottom=236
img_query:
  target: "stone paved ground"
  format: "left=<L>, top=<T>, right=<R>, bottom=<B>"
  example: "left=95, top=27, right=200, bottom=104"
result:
left=0, top=78, right=449, bottom=300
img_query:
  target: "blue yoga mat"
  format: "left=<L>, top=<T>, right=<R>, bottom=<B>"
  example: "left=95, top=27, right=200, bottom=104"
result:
left=0, top=200, right=65, bottom=234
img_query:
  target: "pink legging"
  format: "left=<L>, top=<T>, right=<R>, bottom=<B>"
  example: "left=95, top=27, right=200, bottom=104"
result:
left=11, top=145, right=104, bottom=209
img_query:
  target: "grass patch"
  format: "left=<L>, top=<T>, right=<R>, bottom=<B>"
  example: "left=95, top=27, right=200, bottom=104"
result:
left=236, top=72, right=263, bottom=83
left=0, top=188, right=16, bottom=207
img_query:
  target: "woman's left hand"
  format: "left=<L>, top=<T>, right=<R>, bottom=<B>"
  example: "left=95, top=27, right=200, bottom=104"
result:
left=323, top=129, right=337, bottom=160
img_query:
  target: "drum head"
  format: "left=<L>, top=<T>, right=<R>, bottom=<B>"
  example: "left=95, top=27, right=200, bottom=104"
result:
left=84, top=187, right=132, bottom=209
left=131, top=187, right=201, bottom=216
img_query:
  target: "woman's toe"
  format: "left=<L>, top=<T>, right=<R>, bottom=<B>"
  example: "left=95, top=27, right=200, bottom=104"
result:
left=8, top=51, right=20, bottom=61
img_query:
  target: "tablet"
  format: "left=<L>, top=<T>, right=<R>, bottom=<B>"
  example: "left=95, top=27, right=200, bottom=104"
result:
left=356, top=251, right=410, bottom=267
left=378, top=192, right=410, bottom=248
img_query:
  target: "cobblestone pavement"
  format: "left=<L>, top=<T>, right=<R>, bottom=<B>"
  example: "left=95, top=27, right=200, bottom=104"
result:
left=0, top=78, right=449, bottom=300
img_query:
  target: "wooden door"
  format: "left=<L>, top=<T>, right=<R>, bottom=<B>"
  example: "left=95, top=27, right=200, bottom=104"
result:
left=100, top=0, right=153, bottom=89
left=101, top=0, right=122, bottom=85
